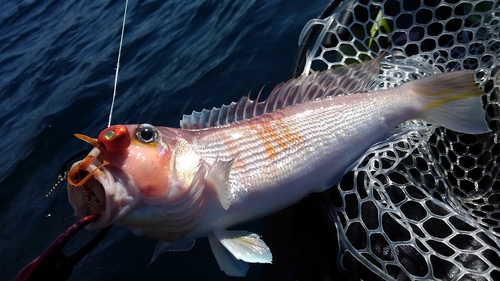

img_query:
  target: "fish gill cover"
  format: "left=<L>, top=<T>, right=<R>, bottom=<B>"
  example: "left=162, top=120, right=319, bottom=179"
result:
left=300, top=0, right=500, bottom=280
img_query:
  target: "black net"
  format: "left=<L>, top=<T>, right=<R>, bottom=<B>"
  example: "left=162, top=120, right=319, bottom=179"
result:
left=298, top=0, right=500, bottom=280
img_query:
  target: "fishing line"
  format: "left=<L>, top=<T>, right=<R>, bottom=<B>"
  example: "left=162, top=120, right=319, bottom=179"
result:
left=47, top=1, right=129, bottom=197
left=107, top=0, right=129, bottom=127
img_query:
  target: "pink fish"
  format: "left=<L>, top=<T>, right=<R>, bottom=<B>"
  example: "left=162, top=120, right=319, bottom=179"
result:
left=67, top=57, right=489, bottom=276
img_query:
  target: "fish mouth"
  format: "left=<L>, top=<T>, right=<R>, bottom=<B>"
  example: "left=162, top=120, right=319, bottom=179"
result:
left=66, top=148, right=119, bottom=230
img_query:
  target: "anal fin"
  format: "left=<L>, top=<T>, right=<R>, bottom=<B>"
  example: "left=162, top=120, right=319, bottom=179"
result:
left=208, top=233, right=249, bottom=277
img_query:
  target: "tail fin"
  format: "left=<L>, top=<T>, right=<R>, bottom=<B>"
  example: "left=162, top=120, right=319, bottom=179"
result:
left=412, top=71, right=490, bottom=134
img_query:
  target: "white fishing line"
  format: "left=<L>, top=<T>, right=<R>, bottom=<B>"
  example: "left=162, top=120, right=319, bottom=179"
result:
left=108, top=0, right=129, bottom=127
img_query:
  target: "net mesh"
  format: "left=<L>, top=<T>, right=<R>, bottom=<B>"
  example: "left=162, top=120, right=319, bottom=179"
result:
left=299, top=0, right=500, bottom=280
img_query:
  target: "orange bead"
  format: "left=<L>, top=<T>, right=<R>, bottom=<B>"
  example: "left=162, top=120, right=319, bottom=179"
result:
left=97, top=125, right=131, bottom=152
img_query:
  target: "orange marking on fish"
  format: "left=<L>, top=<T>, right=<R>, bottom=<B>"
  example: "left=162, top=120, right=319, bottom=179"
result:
left=275, top=119, right=304, bottom=149
left=250, top=118, right=304, bottom=161
left=260, top=122, right=280, bottom=160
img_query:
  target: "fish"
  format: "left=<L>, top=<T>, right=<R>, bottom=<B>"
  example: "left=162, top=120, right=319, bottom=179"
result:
left=66, top=56, right=490, bottom=276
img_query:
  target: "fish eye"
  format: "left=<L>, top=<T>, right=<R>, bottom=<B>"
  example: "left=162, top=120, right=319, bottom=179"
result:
left=136, top=124, right=158, bottom=143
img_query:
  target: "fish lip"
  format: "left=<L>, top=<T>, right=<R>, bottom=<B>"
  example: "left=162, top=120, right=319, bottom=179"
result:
left=67, top=159, right=116, bottom=230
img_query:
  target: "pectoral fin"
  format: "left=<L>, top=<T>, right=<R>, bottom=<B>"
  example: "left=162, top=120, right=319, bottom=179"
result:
left=208, top=233, right=249, bottom=277
left=206, top=156, right=237, bottom=210
left=208, top=229, right=272, bottom=276
left=148, top=238, right=196, bottom=266
left=214, top=229, right=272, bottom=263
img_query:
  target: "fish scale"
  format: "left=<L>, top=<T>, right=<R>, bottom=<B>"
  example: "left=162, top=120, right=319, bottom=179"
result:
left=192, top=88, right=414, bottom=207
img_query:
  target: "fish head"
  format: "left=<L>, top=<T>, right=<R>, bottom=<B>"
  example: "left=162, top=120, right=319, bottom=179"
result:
left=66, top=123, right=180, bottom=230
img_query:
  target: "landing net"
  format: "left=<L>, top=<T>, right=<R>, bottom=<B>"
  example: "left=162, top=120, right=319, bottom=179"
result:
left=300, top=1, right=500, bottom=279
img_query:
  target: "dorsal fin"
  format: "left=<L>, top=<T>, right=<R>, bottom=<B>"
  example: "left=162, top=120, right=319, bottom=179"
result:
left=180, top=55, right=382, bottom=130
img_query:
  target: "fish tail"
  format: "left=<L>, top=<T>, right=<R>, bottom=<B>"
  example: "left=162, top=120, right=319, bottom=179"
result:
left=412, top=71, right=490, bottom=134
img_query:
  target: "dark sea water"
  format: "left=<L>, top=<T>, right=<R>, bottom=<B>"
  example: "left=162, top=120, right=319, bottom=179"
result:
left=0, top=0, right=331, bottom=280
